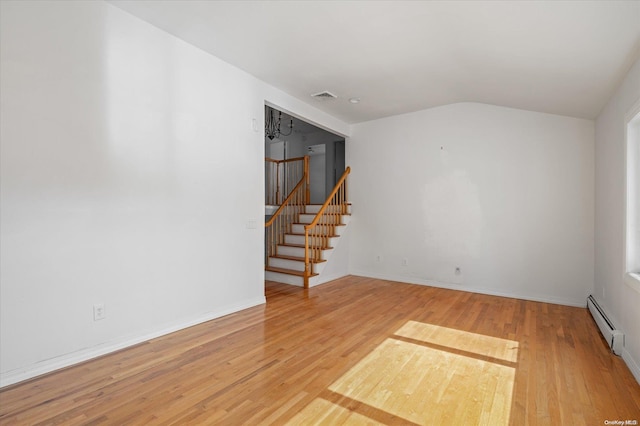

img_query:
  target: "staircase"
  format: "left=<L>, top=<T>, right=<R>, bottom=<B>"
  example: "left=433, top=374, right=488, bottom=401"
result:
left=265, top=163, right=351, bottom=288
left=265, top=204, right=351, bottom=287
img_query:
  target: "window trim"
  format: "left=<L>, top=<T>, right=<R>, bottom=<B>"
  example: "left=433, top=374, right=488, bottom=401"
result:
left=624, top=98, right=640, bottom=294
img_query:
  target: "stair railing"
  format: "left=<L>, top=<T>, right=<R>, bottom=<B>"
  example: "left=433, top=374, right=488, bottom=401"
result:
left=303, top=166, right=351, bottom=287
left=265, top=156, right=309, bottom=263
left=265, top=156, right=309, bottom=206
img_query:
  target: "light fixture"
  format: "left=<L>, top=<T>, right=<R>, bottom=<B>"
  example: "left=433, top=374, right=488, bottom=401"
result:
left=265, top=107, right=293, bottom=140
left=349, top=97, right=360, bottom=104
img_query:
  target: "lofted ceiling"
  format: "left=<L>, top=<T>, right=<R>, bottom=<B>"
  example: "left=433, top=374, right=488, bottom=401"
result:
left=109, top=0, right=640, bottom=124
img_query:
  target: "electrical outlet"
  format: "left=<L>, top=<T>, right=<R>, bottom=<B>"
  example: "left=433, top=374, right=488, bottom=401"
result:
left=94, top=303, right=105, bottom=321
left=376, top=255, right=382, bottom=263
left=455, top=267, right=461, bottom=275
left=402, top=258, right=408, bottom=266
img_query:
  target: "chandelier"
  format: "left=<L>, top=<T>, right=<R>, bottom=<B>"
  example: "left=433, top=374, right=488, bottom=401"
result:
left=265, top=107, right=293, bottom=140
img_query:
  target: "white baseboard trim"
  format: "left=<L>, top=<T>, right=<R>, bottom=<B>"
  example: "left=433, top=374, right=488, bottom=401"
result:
left=310, top=272, right=349, bottom=287
left=348, top=270, right=587, bottom=308
left=622, top=348, right=640, bottom=385
left=0, top=297, right=266, bottom=388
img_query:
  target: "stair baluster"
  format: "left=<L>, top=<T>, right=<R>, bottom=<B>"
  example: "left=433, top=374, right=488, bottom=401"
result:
left=303, top=167, right=351, bottom=287
left=265, top=157, right=309, bottom=264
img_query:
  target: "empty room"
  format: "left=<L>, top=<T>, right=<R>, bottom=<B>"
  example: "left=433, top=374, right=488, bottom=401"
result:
left=1, top=0, right=639, bottom=424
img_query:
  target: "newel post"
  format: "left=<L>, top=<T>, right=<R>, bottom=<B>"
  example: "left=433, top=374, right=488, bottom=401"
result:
left=304, top=228, right=310, bottom=289
left=304, top=155, right=310, bottom=204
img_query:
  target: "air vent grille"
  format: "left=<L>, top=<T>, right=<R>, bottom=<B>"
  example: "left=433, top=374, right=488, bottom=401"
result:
left=311, top=91, right=337, bottom=100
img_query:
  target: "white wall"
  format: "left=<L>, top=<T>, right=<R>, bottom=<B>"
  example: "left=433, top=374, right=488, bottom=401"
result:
left=0, top=0, right=349, bottom=387
left=348, top=102, right=594, bottom=307
left=594, top=59, right=640, bottom=382
left=308, top=146, right=326, bottom=204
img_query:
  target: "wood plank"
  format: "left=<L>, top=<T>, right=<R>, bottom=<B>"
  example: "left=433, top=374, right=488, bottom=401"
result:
left=1, top=276, right=639, bottom=425
left=269, top=255, right=327, bottom=263
left=265, top=266, right=318, bottom=277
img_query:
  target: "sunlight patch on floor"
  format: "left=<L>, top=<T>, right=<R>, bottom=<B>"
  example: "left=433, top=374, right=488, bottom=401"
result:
left=395, top=320, right=519, bottom=363
left=289, top=321, right=518, bottom=425
left=286, top=398, right=385, bottom=425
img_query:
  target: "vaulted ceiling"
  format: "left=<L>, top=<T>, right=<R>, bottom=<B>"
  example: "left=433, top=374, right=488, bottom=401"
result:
left=109, top=0, right=640, bottom=124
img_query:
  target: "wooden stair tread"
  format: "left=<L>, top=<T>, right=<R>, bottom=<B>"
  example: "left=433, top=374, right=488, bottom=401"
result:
left=293, top=223, right=346, bottom=227
left=279, top=243, right=334, bottom=249
left=306, top=203, right=352, bottom=205
left=265, top=266, right=318, bottom=277
left=301, top=213, right=352, bottom=216
left=286, top=232, right=336, bottom=237
left=269, top=255, right=326, bottom=263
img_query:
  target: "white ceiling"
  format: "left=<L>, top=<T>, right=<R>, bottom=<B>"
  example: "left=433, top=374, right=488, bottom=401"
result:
left=109, top=0, right=640, bottom=124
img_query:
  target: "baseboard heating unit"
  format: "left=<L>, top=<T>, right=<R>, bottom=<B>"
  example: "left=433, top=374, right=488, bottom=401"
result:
left=587, top=295, right=624, bottom=355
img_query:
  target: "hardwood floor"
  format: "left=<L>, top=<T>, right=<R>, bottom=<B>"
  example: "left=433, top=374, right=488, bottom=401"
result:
left=1, top=276, right=639, bottom=425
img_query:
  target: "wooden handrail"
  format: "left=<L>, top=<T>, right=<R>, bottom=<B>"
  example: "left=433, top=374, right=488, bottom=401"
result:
left=265, top=156, right=309, bottom=205
left=304, top=166, right=350, bottom=230
left=303, top=166, right=351, bottom=287
left=265, top=176, right=306, bottom=227
left=265, top=156, right=310, bottom=268
left=266, top=159, right=349, bottom=289
left=265, top=156, right=307, bottom=164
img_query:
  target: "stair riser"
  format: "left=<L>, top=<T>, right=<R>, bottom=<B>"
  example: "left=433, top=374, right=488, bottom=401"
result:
left=276, top=245, right=330, bottom=259
left=304, top=205, right=321, bottom=214
left=276, top=245, right=305, bottom=258
left=268, top=258, right=325, bottom=274
left=266, top=204, right=350, bottom=287
left=291, top=224, right=344, bottom=236
left=299, top=214, right=347, bottom=225
left=304, top=205, right=351, bottom=215
left=268, top=257, right=305, bottom=272
left=265, top=270, right=324, bottom=287
left=264, top=270, right=304, bottom=287
left=284, top=235, right=339, bottom=246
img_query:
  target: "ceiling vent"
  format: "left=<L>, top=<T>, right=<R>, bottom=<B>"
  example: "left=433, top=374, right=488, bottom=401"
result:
left=311, top=91, right=337, bottom=100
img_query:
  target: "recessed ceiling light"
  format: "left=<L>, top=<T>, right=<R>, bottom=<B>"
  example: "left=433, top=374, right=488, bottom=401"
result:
left=349, top=97, right=360, bottom=104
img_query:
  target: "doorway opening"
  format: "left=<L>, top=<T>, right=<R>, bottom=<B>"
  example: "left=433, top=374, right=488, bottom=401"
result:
left=264, top=105, right=346, bottom=208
